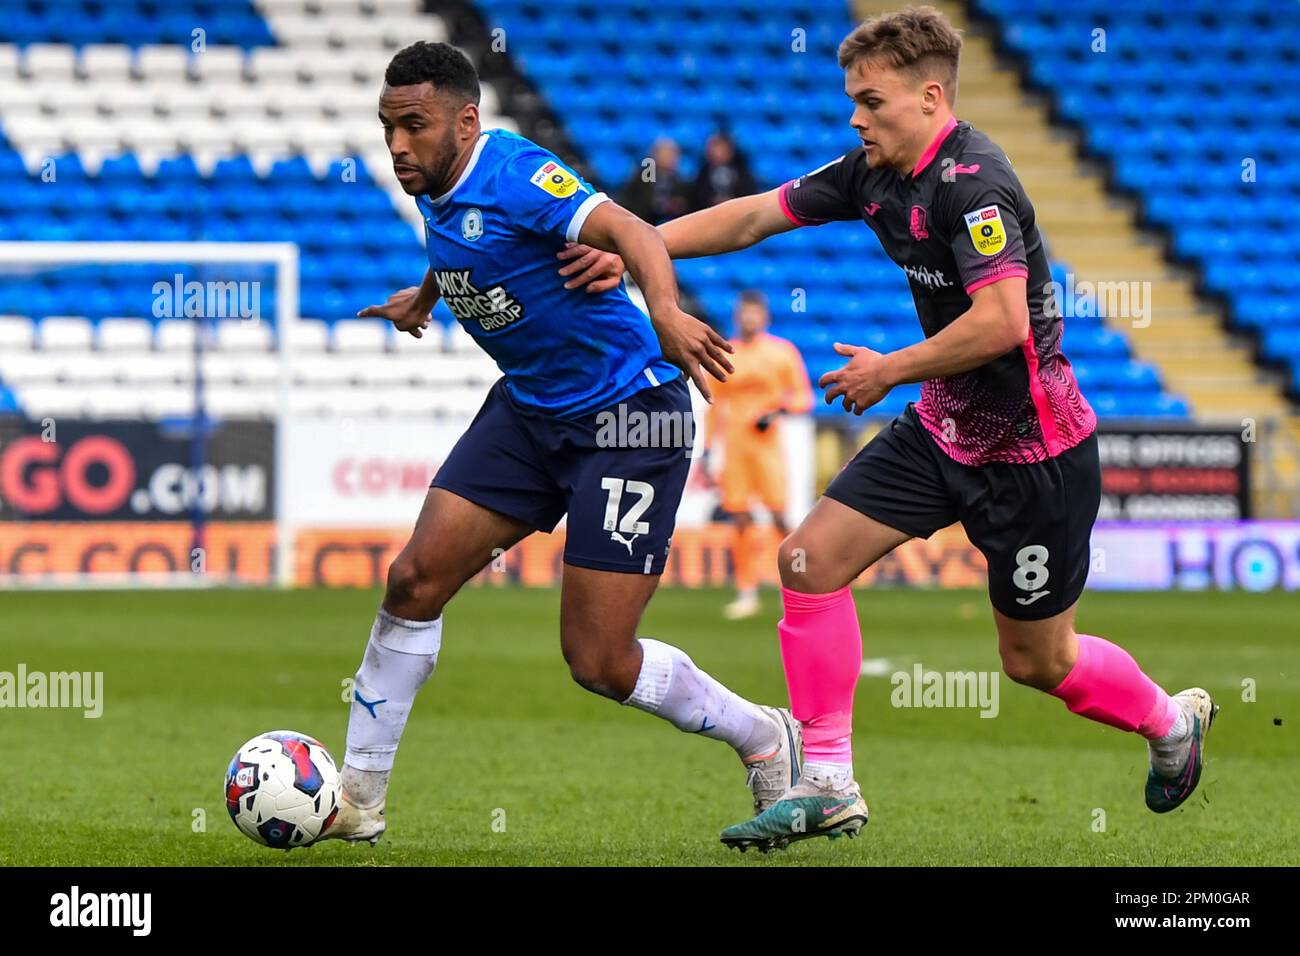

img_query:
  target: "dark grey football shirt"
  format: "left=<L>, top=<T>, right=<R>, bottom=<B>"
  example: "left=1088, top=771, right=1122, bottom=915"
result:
left=780, top=118, right=1096, bottom=465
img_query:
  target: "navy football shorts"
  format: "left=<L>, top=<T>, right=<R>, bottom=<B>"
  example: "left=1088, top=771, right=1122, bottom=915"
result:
left=824, top=404, right=1101, bottom=621
left=432, top=376, right=693, bottom=574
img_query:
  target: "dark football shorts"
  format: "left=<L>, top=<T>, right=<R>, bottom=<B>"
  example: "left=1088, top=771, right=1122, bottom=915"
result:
left=824, top=404, right=1101, bottom=620
left=432, top=375, right=692, bottom=574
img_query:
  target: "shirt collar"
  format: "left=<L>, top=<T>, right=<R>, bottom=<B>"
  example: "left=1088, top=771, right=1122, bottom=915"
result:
left=911, top=115, right=959, bottom=178
left=429, top=132, right=490, bottom=206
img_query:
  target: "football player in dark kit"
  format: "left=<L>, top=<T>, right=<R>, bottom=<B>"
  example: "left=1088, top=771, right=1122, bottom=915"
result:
left=560, top=5, right=1217, bottom=850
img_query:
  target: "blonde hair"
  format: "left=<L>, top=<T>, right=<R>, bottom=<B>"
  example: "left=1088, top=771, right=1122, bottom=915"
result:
left=838, top=6, right=963, bottom=104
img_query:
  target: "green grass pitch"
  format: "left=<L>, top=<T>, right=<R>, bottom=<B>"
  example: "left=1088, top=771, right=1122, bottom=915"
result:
left=0, top=586, right=1294, bottom=866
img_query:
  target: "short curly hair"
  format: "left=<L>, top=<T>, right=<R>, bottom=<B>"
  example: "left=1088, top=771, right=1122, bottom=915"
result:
left=838, top=6, right=962, bottom=103
left=385, top=41, right=480, bottom=105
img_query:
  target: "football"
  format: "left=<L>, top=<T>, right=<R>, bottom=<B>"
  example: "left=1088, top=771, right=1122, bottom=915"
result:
left=225, top=731, right=341, bottom=849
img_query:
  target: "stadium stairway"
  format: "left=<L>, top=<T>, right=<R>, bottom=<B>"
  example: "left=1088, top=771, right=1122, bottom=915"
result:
left=856, top=0, right=1299, bottom=515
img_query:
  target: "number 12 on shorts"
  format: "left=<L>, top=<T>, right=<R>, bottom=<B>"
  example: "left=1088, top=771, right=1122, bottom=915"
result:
left=601, top=476, right=654, bottom=539
left=1014, top=544, right=1051, bottom=606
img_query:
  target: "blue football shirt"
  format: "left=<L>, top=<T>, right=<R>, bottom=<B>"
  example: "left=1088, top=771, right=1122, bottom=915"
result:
left=415, top=128, right=680, bottom=417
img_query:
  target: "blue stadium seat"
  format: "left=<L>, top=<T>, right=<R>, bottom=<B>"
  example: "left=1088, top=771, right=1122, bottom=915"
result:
left=976, top=0, right=1300, bottom=400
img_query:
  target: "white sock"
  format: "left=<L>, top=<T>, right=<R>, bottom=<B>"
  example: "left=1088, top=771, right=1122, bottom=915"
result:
left=802, top=759, right=854, bottom=790
left=622, top=638, right=774, bottom=756
left=343, top=608, right=442, bottom=804
left=1153, top=708, right=1188, bottom=747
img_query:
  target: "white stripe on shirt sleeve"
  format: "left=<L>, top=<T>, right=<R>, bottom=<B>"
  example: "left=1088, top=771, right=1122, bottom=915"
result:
left=565, top=191, right=611, bottom=243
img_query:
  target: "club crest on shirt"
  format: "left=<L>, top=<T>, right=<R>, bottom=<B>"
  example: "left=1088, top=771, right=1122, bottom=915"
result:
left=909, top=204, right=929, bottom=240
left=461, top=207, right=484, bottom=241
left=964, top=204, right=1007, bottom=256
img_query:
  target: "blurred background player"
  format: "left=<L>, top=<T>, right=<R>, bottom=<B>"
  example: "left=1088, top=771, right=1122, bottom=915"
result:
left=706, top=290, right=812, bottom=620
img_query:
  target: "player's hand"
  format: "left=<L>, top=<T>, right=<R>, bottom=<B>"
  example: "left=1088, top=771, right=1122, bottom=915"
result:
left=651, top=306, right=734, bottom=402
left=557, top=242, right=626, bottom=293
left=357, top=286, right=432, bottom=338
left=819, top=342, right=894, bottom=415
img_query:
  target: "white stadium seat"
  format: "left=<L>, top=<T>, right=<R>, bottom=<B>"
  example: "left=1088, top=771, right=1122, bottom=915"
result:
left=256, top=0, right=309, bottom=16
left=97, top=318, right=155, bottom=351
left=0, top=351, right=55, bottom=385
left=191, top=47, right=246, bottom=83
left=156, top=84, right=216, bottom=116
left=331, top=319, right=390, bottom=351
left=290, top=354, right=351, bottom=386
left=139, top=386, right=197, bottom=418
left=16, top=384, right=93, bottom=417
left=368, top=0, right=426, bottom=14
left=215, top=318, right=275, bottom=352
left=156, top=318, right=201, bottom=352
left=39, top=316, right=95, bottom=350
left=202, top=352, right=280, bottom=385
left=134, top=45, right=191, bottom=82
left=122, top=116, right=182, bottom=153
left=246, top=47, right=307, bottom=84
left=0, top=316, right=36, bottom=350
left=23, top=44, right=78, bottom=82
left=101, top=84, right=157, bottom=120
left=286, top=319, right=331, bottom=352
left=0, top=44, right=21, bottom=77
left=79, top=45, right=135, bottom=83
left=206, top=384, right=277, bottom=417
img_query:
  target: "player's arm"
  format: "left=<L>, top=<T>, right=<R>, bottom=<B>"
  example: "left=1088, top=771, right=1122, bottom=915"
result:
left=356, top=267, right=441, bottom=338
left=884, top=278, right=1029, bottom=382
left=577, top=200, right=735, bottom=400
left=822, top=280, right=1029, bottom=415
left=560, top=152, right=858, bottom=290
left=659, top=189, right=798, bottom=258
left=558, top=189, right=794, bottom=292
left=824, top=163, right=1032, bottom=414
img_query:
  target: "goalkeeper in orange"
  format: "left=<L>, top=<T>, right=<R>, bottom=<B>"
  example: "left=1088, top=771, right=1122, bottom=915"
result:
left=706, top=290, right=813, bottom=619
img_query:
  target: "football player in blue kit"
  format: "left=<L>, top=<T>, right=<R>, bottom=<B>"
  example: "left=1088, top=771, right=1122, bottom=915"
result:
left=322, top=42, right=802, bottom=843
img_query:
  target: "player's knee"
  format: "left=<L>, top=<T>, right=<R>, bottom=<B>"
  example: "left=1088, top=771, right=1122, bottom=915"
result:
left=563, top=638, right=638, bottom=701
left=778, top=533, right=825, bottom=591
left=383, top=555, right=449, bottom=620
left=999, top=646, right=1058, bottom=690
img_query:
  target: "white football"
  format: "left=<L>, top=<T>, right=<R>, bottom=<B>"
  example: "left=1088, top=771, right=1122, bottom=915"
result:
left=225, top=730, right=341, bottom=849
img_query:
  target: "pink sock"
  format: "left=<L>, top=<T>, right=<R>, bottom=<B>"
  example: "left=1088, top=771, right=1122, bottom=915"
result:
left=1050, top=633, right=1178, bottom=738
left=778, top=586, right=862, bottom=763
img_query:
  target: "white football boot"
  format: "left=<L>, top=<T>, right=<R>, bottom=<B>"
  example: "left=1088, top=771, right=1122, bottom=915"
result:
left=740, top=706, right=803, bottom=815
left=320, top=793, right=386, bottom=845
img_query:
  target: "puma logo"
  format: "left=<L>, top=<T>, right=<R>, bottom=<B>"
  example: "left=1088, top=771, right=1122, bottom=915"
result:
left=951, top=162, right=981, bottom=176
left=610, top=530, right=640, bottom=555
left=1015, top=590, right=1051, bottom=606
left=864, top=202, right=881, bottom=216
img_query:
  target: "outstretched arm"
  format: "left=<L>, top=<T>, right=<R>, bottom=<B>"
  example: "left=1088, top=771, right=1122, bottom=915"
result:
left=659, top=188, right=799, bottom=258
left=559, top=188, right=798, bottom=291
left=577, top=200, right=735, bottom=401
left=356, top=267, right=440, bottom=338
